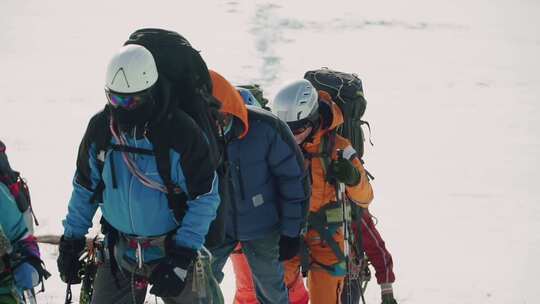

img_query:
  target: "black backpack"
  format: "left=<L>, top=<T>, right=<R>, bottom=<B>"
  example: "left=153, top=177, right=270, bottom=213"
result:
left=304, top=68, right=371, bottom=158
left=0, top=140, right=38, bottom=227
left=87, top=29, right=228, bottom=248
left=125, top=28, right=223, bottom=164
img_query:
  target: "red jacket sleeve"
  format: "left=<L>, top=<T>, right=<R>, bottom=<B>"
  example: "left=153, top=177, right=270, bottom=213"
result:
left=359, top=210, right=396, bottom=284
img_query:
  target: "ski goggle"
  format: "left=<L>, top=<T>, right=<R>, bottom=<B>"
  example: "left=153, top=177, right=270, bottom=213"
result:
left=105, top=89, right=153, bottom=110
left=288, top=117, right=317, bottom=135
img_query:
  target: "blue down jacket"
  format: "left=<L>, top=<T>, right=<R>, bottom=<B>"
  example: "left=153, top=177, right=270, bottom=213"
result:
left=225, top=106, right=310, bottom=240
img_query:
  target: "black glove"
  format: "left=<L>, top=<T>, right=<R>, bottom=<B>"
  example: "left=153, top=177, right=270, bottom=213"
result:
left=57, top=236, right=85, bottom=284
left=381, top=293, right=398, bottom=304
left=149, top=244, right=197, bottom=297
left=328, top=158, right=361, bottom=186
left=278, top=235, right=300, bottom=261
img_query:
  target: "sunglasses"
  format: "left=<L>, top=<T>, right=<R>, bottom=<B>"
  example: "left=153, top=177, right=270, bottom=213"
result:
left=292, top=125, right=310, bottom=135
left=105, top=90, right=153, bottom=110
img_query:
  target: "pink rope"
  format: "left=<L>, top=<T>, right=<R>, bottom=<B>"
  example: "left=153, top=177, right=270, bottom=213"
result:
left=109, top=118, right=168, bottom=193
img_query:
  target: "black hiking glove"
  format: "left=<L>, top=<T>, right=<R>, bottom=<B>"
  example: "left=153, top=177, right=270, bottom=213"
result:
left=278, top=235, right=301, bottom=261
left=328, top=158, right=361, bottom=186
left=381, top=293, right=398, bottom=304
left=57, top=236, right=86, bottom=284
left=149, top=244, right=197, bottom=297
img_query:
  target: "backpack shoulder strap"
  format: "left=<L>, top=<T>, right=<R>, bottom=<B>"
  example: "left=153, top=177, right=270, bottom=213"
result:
left=319, top=130, right=337, bottom=179
left=154, top=143, right=189, bottom=222
left=89, top=110, right=112, bottom=204
left=149, top=122, right=189, bottom=223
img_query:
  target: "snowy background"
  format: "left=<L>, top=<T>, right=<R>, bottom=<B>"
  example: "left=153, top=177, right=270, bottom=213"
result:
left=1, top=0, right=539, bottom=303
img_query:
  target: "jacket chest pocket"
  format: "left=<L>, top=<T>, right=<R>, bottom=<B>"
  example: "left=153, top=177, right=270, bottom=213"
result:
left=101, top=151, right=167, bottom=193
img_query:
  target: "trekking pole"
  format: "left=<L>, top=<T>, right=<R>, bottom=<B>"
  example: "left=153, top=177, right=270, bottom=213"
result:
left=23, top=289, right=37, bottom=304
left=334, top=150, right=353, bottom=304
left=64, top=283, right=72, bottom=304
left=359, top=255, right=369, bottom=304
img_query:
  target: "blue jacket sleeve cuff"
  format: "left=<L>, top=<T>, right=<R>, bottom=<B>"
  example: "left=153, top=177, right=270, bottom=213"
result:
left=62, top=220, right=89, bottom=239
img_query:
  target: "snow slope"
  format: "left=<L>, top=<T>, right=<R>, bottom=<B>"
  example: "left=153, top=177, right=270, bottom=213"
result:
left=1, top=0, right=539, bottom=303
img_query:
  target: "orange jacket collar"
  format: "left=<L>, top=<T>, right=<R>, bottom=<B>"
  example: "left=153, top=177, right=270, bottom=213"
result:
left=305, top=90, right=344, bottom=147
left=209, top=70, right=249, bottom=139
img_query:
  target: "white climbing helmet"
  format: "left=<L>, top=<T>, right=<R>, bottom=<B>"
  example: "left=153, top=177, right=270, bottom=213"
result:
left=272, top=79, right=319, bottom=124
left=105, top=44, right=158, bottom=94
left=272, top=79, right=320, bottom=135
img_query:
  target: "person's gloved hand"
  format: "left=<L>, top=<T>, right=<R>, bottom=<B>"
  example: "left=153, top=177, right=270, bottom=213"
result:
left=149, top=244, right=197, bottom=297
left=328, top=158, right=361, bottom=186
left=381, top=293, right=398, bottom=304
left=57, top=236, right=85, bottom=284
left=278, top=235, right=300, bottom=261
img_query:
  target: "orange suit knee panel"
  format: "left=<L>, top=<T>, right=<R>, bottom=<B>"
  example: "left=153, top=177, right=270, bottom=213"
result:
left=308, top=268, right=344, bottom=304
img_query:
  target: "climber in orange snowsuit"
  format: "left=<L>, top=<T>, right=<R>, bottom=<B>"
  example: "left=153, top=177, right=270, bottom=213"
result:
left=270, top=79, right=374, bottom=304
left=284, top=94, right=373, bottom=304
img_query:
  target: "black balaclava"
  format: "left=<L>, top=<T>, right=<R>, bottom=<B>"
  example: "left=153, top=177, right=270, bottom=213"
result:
left=109, top=79, right=169, bottom=133
left=111, top=98, right=155, bottom=128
